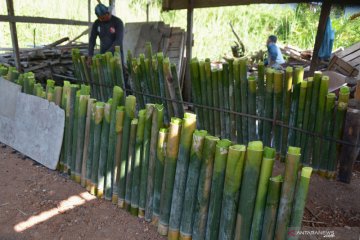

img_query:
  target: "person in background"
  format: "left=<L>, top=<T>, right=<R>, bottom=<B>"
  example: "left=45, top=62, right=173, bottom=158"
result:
left=87, top=3, right=124, bottom=66
left=265, top=35, right=285, bottom=69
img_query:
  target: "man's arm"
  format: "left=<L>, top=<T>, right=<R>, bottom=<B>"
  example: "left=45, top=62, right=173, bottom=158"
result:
left=88, top=22, right=98, bottom=57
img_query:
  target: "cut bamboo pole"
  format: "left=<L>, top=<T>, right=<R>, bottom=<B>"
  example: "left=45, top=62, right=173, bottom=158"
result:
left=157, top=53, right=170, bottom=123
left=250, top=147, right=276, bottom=240
left=289, top=167, right=313, bottom=236
left=234, top=141, right=264, bottom=240
left=300, top=78, right=313, bottom=164
left=199, top=61, right=209, bottom=131
left=47, top=87, right=55, bottom=102
left=54, top=86, right=62, bottom=106
left=294, top=81, right=308, bottom=147
left=312, top=76, right=329, bottom=170
left=273, top=71, right=283, bottom=153
left=338, top=85, right=350, bottom=104
left=59, top=81, right=71, bottom=172
left=275, top=146, right=301, bottom=240
left=145, top=104, right=164, bottom=221
left=97, top=100, right=112, bottom=198
left=260, top=175, right=283, bottom=240
left=131, top=109, right=146, bottom=216
left=112, top=106, right=125, bottom=203
left=164, top=57, right=183, bottom=118
left=205, top=139, right=232, bottom=240
left=248, top=75, right=257, bottom=141
left=288, top=67, right=304, bottom=146
left=234, top=59, right=242, bottom=143
left=152, top=128, right=168, bottom=224
left=211, top=69, right=221, bottom=137
left=218, top=144, right=247, bottom=240
left=205, top=59, right=214, bottom=135
left=125, top=118, right=138, bottom=210
left=169, top=113, right=197, bottom=240
left=239, top=58, right=248, bottom=143
left=105, top=86, right=123, bottom=200
left=90, top=102, right=105, bottom=195
left=192, top=135, right=219, bottom=240
left=138, top=104, right=154, bottom=217
left=81, top=98, right=95, bottom=187
left=263, top=69, right=274, bottom=146
left=218, top=68, right=225, bottom=138
left=281, top=67, right=293, bottom=160
left=70, top=91, right=80, bottom=179
left=319, top=93, right=336, bottom=175
left=228, top=58, right=236, bottom=142
left=257, top=62, right=265, bottom=140
left=179, top=130, right=208, bottom=240
left=118, top=95, right=136, bottom=208
left=190, top=59, right=202, bottom=128
left=171, top=63, right=184, bottom=117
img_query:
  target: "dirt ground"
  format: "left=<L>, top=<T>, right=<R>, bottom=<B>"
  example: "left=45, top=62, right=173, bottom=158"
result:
left=0, top=144, right=359, bottom=240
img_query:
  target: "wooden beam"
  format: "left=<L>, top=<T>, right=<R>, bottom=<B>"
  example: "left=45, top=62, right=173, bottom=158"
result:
left=162, top=0, right=356, bottom=10
left=6, top=0, right=21, bottom=72
left=338, top=108, right=360, bottom=183
left=309, top=1, right=332, bottom=74
left=183, top=0, right=194, bottom=102
left=0, top=15, right=89, bottom=26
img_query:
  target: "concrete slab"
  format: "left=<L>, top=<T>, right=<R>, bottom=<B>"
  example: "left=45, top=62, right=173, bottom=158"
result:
left=0, top=77, right=64, bottom=170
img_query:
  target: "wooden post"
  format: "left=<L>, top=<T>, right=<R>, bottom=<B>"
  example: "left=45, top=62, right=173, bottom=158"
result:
left=6, top=0, right=21, bottom=72
left=88, top=0, right=91, bottom=40
left=183, top=0, right=194, bottom=102
left=338, top=108, right=360, bottom=183
left=146, top=1, right=150, bottom=22
left=355, top=80, right=360, bottom=101
left=309, top=1, right=332, bottom=75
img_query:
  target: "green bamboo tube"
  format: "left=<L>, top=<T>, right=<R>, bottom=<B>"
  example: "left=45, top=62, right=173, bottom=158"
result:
left=205, top=59, right=214, bottom=135
left=90, top=102, right=105, bottom=195
left=164, top=58, right=182, bottom=118
left=118, top=95, right=136, bottom=208
left=338, top=86, right=350, bottom=104
left=130, top=109, right=146, bottom=215
left=158, top=117, right=182, bottom=236
left=114, top=56, right=125, bottom=103
left=59, top=81, right=71, bottom=172
left=233, top=60, right=242, bottom=143
left=289, top=167, right=313, bottom=234
left=34, top=83, right=43, bottom=98
left=91, top=56, right=101, bottom=100
left=64, top=85, right=78, bottom=173
left=281, top=67, right=293, bottom=160
left=223, top=62, right=232, bottom=139
left=191, top=135, right=219, bottom=240
left=273, top=71, right=283, bottom=153
left=250, top=147, right=276, bottom=240
left=157, top=53, right=170, bottom=123
left=144, top=58, right=154, bottom=102
left=85, top=99, right=96, bottom=190
left=228, top=58, right=236, bottom=142
left=74, top=94, right=90, bottom=183
left=125, top=118, right=138, bottom=210
left=140, top=54, right=150, bottom=103
left=105, top=86, right=123, bottom=200
left=260, top=175, right=283, bottom=240
left=81, top=98, right=96, bottom=187
left=218, top=144, right=247, bottom=240
left=327, top=102, right=347, bottom=178
left=105, top=52, right=114, bottom=95
left=288, top=67, right=304, bottom=146
left=199, top=61, right=209, bottom=131
left=205, top=139, right=232, bottom=240
left=54, top=86, right=62, bottom=106
left=138, top=104, right=154, bottom=216
left=275, top=146, right=301, bottom=240
left=47, top=87, right=55, bottom=102
left=152, top=128, right=168, bottom=223
left=71, top=48, right=83, bottom=81
left=168, top=113, right=197, bottom=239
left=248, top=75, right=257, bottom=141
left=94, top=56, right=105, bottom=101
left=239, top=57, right=248, bottom=143
left=97, top=100, right=112, bottom=198
left=300, top=78, right=313, bottom=164
left=131, top=58, right=144, bottom=108
left=112, top=106, right=125, bottom=203
left=152, top=57, right=161, bottom=104
left=145, top=104, right=164, bottom=221
left=0, top=66, right=8, bottom=76
left=257, top=62, right=265, bottom=139
left=319, top=93, right=336, bottom=174
left=211, top=69, right=220, bottom=137
left=218, top=69, right=225, bottom=138
left=263, top=69, right=274, bottom=146
left=24, top=74, right=35, bottom=95
left=70, top=91, right=80, bottom=178
left=303, top=72, right=322, bottom=165
left=234, top=141, right=264, bottom=240
left=163, top=65, right=174, bottom=120
left=171, top=63, right=185, bottom=117
left=190, top=59, right=202, bottom=129
left=46, top=79, right=55, bottom=94
left=312, top=76, right=329, bottom=170
left=6, top=67, right=18, bottom=81
left=179, top=130, right=208, bottom=240
left=294, top=81, right=308, bottom=147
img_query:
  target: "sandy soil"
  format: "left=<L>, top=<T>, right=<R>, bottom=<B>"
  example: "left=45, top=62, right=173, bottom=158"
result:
left=0, top=143, right=359, bottom=240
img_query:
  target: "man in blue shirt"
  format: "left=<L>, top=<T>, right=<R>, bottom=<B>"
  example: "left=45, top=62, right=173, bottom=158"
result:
left=265, top=35, right=285, bottom=69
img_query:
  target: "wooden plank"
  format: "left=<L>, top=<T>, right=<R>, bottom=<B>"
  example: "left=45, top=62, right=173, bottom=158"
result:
left=162, top=0, right=354, bottom=11
left=337, top=42, right=360, bottom=58
left=6, top=0, right=21, bottom=72
left=309, top=0, right=332, bottom=74
left=349, top=57, right=360, bottom=68
left=0, top=15, right=89, bottom=26
left=338, top=108, right=360, bottom=183
left=342, top=49, right=360, bottom=62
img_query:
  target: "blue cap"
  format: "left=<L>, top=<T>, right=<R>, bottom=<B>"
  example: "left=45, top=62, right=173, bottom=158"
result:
left=95, top=3, right=109, bottom=16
